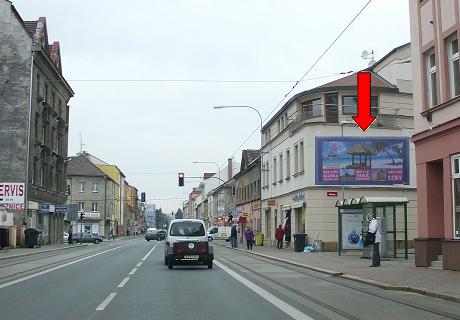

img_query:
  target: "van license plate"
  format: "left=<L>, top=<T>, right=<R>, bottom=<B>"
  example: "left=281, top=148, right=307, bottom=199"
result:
left=184, top=255, right=199, bottom=259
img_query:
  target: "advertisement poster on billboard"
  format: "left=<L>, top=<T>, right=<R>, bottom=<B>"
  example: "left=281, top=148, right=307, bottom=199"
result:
left=342, top=209, right=364, bottom=249
left=315, top=137, right=410, bottom=185
left=0, top=182, right=25, bottom=210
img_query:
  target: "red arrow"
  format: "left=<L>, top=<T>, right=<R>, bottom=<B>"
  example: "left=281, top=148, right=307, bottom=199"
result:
left=353, top=71, right=376, bottom=131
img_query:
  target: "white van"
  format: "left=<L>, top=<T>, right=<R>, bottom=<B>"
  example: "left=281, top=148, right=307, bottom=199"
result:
left=207, top=226, right=231, bottom=241
left=164, top=219, right=214, bottom=269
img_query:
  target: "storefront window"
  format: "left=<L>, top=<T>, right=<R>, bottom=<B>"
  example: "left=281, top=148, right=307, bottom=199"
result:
left=452, top=156, right=460, bottom=238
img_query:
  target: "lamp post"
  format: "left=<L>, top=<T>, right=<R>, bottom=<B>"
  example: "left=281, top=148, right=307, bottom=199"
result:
left=213, top=105, right=264, bottom=235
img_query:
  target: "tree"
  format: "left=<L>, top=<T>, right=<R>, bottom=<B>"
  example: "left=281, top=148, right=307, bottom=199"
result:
left=370, top=141, right=396, bottom=165
left=175, top=208, right=184, bottom=219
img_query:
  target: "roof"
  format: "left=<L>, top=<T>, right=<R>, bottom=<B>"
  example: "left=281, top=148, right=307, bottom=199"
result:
left=240, top=149, right=260, bottom=171
left=67, top=155, right=110, bottom=178
left=367, top=42, right=411, bottom=71
left=335, top=196, right=409, bottom=207
left=315, top=71, right=396, bottom=91
left=23, top=21, right=38, bottom=37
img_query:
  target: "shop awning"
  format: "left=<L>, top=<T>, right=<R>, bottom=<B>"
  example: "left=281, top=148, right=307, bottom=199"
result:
left=281, top=205, right=291, bottom=210
left=336, top=197, right=409, bottom=207
left=291, top=202, right=304, bottom=209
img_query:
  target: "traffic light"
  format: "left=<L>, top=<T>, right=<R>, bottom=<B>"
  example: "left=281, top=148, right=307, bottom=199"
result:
left=141, top=192, right=146, bottom=202
left=178, top=172, right=184, bottom=187
left=80, top=212, right=85, bottom=220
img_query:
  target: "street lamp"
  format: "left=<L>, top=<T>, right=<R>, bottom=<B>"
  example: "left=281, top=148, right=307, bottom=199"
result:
left=213, top=105, right=263, bottom=137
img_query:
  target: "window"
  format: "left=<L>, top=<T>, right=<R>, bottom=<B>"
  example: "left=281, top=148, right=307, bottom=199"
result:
left=34, top=118, right=39, bottom=140
left=92, top=202, right=98, bottom=212
left=79, top=202, right=84, bottom=212
left=79, top=182, right=85, bottom=192
left=40, top=166, right=45, bottom=187
left=299, top=141, right=305, bottom=172
left=169, top=221, right=205, bottom=236
left=265, top=161, right=269, bottom=187
left=303, top=98, right=322, bottom=119
left=425, top=50, right=438, bottom=107
left=447, top=37, right=460, bottom=98
left=294, top=144, right=299, bottom=174
left=36, top=74, right=40, bottom=96
left=279, top=153, right=283, bottom=182
left=452, top=155, right=460, bottom=238
left=277, top=119, right=281, bottom=134
left=286, top=149, right=290, bottom=179
left=93, top=183, right=99, bottom=192
left=342, top=96, right=378, bottom=115
left=273, top=157, right=277, bottom=184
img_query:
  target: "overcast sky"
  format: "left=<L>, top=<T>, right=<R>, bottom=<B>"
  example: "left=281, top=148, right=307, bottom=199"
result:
left=13, top=0, right=410, bottom=212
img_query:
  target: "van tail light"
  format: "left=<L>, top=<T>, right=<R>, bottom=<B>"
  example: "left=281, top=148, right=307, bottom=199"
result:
left=198, top=245, right=208, bottom=254
left=176, top=247, right=185, bottom=254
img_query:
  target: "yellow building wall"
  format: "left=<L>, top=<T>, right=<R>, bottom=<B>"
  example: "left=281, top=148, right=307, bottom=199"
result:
left=97, top=165, right=123, bottom=225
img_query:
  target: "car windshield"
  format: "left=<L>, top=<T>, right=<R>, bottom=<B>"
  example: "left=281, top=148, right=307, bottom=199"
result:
left=169, top=222, right=205, bottom=236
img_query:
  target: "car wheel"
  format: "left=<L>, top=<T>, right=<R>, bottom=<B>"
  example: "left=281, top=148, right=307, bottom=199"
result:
left=147, top=239, right=150, bottom=241
left=168, top=259, right=174, bottom=270
left=208, top=261, right=213, bottom=269
left=208, top=236, right=213, bottom=241
left=164, top=256, right=168, bottom=266
left=73, top=240, right=78, bottom=244
left=94, top=239, right=100, bottom=244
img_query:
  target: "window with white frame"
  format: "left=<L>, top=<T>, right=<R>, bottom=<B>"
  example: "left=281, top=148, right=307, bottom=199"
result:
left=79, top=182, right=85, bottom=192
left=92, top=202, right=98, bottom=212
left=93, top=183, right=99, bottom=192
left=425, top=49, right=438, bottom=107
left=279, top=153, right=283, bottom=182
left=299, top=141, right=305, bottom=172
left=452, top=155, right=460, bottom=238
left=294, top=144, right=299, bottom=174
left=273, top=157, right=277, bottom=183
left=447, top=36, right=460, bottom=98
left=78, top=202, right=84, bottom=212
left=286, top=149, right=291, bottom=179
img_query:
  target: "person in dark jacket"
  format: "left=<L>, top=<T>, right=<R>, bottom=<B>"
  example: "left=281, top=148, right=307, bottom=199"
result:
left=67, top=226, right=73, bottom=245
left=244, top=227, right=254, bottom=250
left=275, top=225, right=285, bottom=249
left=230, top=225, right=238, bottom=248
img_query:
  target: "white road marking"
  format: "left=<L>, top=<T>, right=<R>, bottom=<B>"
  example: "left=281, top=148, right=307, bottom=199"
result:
left=0, top=246, right=123, bottom=289
left=117, top=277, right=130, bottom=288
left=96, top=292, right=117, bottom=311
left=128, top=268, right=138, bottom=275
left=215, top=260, right=315, bottom=320
left=141, top=243, right=157, bottom=261
left=136, top=262, right=143, bottom=267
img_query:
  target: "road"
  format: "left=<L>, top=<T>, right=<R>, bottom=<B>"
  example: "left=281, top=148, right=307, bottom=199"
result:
left=0, top=238, right=459, bottom=320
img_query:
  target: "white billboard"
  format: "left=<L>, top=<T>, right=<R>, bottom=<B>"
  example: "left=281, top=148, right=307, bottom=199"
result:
left=0, top=183, right=25, bottom=205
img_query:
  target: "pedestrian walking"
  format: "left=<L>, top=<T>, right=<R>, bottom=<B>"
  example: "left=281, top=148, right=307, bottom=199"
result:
left=67, top=226, right=73, bottom=245
left=230, top=225, right=238, bottom=248
left=275, top=225, right=285, bottom=249
left=366, top=212, right=381, bottom=267
left=244, top=227, right=254, bottom=250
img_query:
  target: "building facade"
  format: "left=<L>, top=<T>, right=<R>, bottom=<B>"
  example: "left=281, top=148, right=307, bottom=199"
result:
left=260, top=44, right=418, bottom=250
left=409, top=0, right=460, bottom=270
left=0, top=2, right=74, bottom=245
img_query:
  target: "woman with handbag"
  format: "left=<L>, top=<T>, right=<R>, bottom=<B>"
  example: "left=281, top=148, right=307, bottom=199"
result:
left=366, top=212, right=381, bottom=267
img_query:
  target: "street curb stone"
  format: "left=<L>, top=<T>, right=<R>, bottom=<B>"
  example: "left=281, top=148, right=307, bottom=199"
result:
left=217, top=243, right=460, bottom=304
left=0, top=244, right=89, bottom=261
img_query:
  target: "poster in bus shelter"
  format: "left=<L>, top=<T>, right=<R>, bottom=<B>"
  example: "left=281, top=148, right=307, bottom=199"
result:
left=315, top=137, right=410, bottom=185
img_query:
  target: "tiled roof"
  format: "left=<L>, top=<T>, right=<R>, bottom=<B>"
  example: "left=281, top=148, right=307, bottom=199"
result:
left=67, top=155, right=108, bottom=177
left=23, top=20, right=38, bottom=37
left=240, top=149, right=260, bottom=171
left=316, top=71, right=395, bottom=90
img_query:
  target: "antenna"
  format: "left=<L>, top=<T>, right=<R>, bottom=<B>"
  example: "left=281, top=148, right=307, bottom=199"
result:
left=361, top=50, right=369, bottom=59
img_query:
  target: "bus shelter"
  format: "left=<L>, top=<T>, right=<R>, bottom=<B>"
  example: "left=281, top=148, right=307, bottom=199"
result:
left=335, top=197, right=409, bottom=260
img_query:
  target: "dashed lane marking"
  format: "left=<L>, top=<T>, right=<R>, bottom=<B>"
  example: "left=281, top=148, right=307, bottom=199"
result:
left=128, top=268, right=137, bottom=275
left=96, top=292, right=117, bottom=311
left=136, top=262, right=143, bottom=267
left=117, top=277, right=130, bottom=288
left=141, top=243, right=158, bottom=261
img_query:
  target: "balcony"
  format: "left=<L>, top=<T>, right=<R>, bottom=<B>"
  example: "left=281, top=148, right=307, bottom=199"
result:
left=289, top=103, right=413, bottom=135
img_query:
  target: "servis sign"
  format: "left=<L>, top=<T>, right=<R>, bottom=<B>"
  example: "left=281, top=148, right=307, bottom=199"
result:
left=0, top=183, right=25, bottom=207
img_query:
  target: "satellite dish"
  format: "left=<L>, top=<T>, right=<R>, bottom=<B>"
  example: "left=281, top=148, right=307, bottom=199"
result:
left=361, top=50, right=369, bottom=59
left=368, top=59, right=377, bottom=67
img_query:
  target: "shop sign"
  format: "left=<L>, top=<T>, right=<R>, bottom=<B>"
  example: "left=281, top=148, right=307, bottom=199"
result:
left=327, top=191, right=338, bottom=197
left=267, top=199, right=276, bottom=207
left=40, top=203, right=58, bottom=213
left=4, top=203, right=24, bottom=210
left=292, top=193, right=305, bottom=202
left=0, top=182, right=25, bottom=204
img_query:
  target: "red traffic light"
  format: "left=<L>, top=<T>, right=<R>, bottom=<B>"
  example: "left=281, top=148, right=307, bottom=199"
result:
left=178, top=172, right=184, bottom=187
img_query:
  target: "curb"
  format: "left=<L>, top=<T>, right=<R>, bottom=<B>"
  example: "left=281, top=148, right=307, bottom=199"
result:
left=217, top=243, right=460, bottom=304
left=0, top=244, right=89, bottom=261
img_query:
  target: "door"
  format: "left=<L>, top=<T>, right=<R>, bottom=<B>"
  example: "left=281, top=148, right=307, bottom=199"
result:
left=325, top=93, right=339, bottom=123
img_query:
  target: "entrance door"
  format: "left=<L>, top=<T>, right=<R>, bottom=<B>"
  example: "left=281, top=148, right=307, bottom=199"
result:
left=295, top=208, right=305, bottom=233
left=325, top=93, right=339, bottom=123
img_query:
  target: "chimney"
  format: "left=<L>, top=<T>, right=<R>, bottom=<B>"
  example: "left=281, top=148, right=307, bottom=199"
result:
left=227, top=158, right=232, bottom=180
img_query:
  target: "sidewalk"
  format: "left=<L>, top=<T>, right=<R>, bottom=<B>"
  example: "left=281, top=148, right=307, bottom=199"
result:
left=218, top=241, right=460, bottom=303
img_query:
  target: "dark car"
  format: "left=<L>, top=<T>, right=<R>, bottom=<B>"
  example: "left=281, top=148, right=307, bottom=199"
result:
left=73, top=233, right=103, bottom=244
left=155, top=230, right=166, bottom=241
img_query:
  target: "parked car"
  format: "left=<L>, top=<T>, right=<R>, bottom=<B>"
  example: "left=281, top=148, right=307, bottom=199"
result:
left=207, top=226, right=231, bottom=241
left=73, top=233, right=103, bottom=244
left=155, top=230, right=166, bottom=241
left=164, top=219, right=213, bottom=270
left=63, top=232, right=69, bottom=242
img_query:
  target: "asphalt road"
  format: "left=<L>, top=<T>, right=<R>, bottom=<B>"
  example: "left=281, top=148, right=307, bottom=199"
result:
left=0, top=239, right=459, bottom=320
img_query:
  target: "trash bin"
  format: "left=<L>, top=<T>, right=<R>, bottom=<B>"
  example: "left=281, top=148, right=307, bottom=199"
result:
left=24, top=228, right=42, bottom=248
left=293, top=233, right=307, bottom=252
left=0, top=228, right=10, bottom=249
left=255, top=233, right=264, bottom=246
